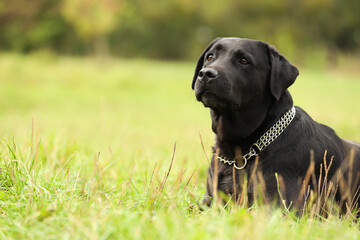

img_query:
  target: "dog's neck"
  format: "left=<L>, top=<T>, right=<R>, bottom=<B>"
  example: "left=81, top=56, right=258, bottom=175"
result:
left=211, top=91, right=294, bottom=158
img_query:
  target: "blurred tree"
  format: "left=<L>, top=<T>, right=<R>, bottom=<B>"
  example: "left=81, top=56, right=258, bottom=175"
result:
left=61, top=0, right=124, bottom=56
left=0, top=0, right=358, bottom=60
left=0, top=0, right=68, bottom=52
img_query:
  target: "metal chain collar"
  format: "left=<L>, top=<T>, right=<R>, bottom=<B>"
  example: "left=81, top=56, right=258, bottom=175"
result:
left=214, top=106, right=296, bottom=170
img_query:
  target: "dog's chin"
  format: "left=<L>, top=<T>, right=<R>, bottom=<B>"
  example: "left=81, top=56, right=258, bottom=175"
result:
left=199, top=92, right=239, bottom=110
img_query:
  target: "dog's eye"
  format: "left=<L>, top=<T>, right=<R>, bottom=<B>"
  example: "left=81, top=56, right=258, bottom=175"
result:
left=240, top=58, right=249, bottom=65
left=206, top=54, right=214, bottom=61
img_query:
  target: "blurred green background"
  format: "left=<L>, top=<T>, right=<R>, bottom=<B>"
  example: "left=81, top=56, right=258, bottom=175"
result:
left=0, top=0, right=359, bottom=62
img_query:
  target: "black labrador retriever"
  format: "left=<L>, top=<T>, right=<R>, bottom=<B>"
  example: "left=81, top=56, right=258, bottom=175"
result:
left=192, top=37, right=360, bottom=211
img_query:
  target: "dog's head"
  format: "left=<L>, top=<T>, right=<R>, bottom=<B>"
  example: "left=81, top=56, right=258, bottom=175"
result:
left=192, top=37, right=299, bottom=111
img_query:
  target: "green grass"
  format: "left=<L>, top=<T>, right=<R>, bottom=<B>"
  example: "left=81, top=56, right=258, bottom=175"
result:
left=0, top=53, right=360, bottom=239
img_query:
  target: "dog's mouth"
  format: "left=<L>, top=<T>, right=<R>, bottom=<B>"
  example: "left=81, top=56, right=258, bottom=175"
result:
left=197, top=91, right=239, bottom=110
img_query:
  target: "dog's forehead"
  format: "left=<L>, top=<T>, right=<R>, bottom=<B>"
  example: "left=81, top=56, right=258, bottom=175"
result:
left=212, top=38, right=263, bottom=53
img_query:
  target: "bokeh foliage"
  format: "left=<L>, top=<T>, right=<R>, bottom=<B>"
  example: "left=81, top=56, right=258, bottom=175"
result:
left=0, top=0, right=359, bottom=59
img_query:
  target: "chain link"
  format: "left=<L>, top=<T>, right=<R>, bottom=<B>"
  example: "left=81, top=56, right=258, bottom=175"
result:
left=214, top=106, right=296, bottom=170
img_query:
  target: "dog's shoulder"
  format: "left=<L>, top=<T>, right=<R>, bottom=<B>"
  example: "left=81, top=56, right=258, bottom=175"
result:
left=292, top=106, right=340, bottom=140
left=288, top=106, right=354, bottom=165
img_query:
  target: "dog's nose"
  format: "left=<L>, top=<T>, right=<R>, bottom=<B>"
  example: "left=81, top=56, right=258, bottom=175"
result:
left=198, top=68, right=218, bottom=82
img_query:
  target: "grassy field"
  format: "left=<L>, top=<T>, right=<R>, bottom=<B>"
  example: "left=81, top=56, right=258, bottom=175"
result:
left=0, top=53, right=360, bottom=239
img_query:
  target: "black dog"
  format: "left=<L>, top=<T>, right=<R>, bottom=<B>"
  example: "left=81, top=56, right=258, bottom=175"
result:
left=192, top=37, right=360, bottom=211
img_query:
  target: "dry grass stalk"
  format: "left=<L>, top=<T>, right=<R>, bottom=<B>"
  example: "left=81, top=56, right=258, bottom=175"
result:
left=256, top=169, right=267, bottom=204
left=296, top=159, right=315, bottom=207
left=275, top=173, right=289, bottom=210
left=160, top=142, right=176, bottom=192
left=179, top=169, right=197, bottom=195
left=234, top=147, right=246, bottom=205
left=212, top=148, right=219, bottom=200
left=238, top=175, right=248, bottom=206
left=232, top=166, right=237, bottom=203
left=199, top=131, right=210, bottom=163
left=249, top=156, right=260, bottom=202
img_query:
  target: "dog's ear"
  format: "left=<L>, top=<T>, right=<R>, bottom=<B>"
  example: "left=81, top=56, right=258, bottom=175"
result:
left=192, top=38, right=221, bottom=89
left=266, top=44, right=299, bottom=100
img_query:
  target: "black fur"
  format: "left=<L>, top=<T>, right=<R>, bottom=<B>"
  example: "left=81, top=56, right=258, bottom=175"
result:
left=193, top=37, right=360, bottom=210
